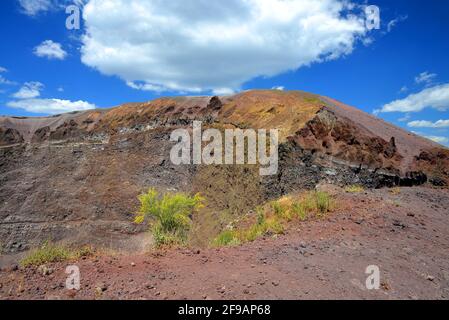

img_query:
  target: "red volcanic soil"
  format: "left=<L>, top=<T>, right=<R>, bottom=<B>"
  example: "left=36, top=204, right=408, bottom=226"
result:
left=2, top=186, right=448, bottom=300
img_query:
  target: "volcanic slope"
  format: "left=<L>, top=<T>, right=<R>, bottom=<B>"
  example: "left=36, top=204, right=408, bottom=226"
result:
left=0, top=90, right=447, bottom=254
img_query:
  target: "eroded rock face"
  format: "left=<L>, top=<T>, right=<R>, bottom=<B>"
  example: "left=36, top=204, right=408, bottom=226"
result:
left=292, top=109, right=403, bottom=170
left=32, top=126, right=51, bottom=143
left=413, top=149, right=449, bottom=186
left=0, top=128, right=24, bottom=146
left=50, top=120, right=85, bottom=141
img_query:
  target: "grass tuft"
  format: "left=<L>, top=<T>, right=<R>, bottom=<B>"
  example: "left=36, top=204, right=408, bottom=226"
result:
left=345, top=185, right=365, bottom=193
left=213, top=191, right=334, bottom=247
left=20, top=242, right=93, bottom=268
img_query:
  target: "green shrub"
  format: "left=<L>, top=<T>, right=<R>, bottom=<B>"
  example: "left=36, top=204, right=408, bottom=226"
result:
left=134, top=188, right=204, bottom=247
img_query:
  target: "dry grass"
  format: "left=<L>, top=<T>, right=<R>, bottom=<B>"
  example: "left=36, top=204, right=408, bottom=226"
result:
left=390, top=187, right=401, bottom=195
left=212, top=191, right=335, bottom=247
left=20, top=242, right=94, bottom=268
left=345, top=185, right=365, bottom=193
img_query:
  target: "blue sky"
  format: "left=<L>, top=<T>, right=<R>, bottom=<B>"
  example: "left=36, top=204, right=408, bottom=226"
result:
left=0, top=0, right=448, bottom=146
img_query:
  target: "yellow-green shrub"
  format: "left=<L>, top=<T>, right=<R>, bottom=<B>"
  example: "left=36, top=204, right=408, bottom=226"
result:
left=134, top=188, right=204, bottom=247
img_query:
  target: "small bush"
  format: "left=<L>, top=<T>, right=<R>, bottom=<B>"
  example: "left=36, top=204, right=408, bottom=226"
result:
left=345, top=185, right=365, bottom=193
left=134, top=188, right=204, bottom=247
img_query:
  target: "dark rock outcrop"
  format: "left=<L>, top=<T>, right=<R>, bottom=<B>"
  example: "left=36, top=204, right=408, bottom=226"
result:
left=0, top=128, right=24, bottom=146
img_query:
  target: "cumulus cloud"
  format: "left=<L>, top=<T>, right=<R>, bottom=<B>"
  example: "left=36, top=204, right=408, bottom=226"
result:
left=415, top=71, right=437, bottom=85
left=7, top=79, right=96, bottom=115
left=34, top=40, right=67, bottom=60
left=12, top=82, right=44, bottom=99
left=81, top=0, right=367, bottom=93
left=18, top=0, right=86, bottom=16
left=408, top=119, right=449, bottom=128
left=272, top=86, right=285, bottom=91
left=377, top=83, right=449, bottom=113
left=7, top=98, right=96, bottom=114
left=18, top=0, right=53, bottom=16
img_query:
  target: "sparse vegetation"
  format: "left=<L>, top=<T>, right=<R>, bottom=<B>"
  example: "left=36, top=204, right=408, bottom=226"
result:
left=20, top=241, right=93, bottom=268
left=345, top=185, right=365, bottom=193
left=390, top=187, right=401, bottom=195
left=134, top=188, right=204, bottom=247
left=213, top=191, right=334, bottom=247
left=212, top=230, right=241, bottom=247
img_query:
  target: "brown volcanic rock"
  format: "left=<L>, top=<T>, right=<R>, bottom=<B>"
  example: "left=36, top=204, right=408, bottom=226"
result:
left=292, top=108, right=403, bottom=172
left=0, top=127, right=24, bottom=146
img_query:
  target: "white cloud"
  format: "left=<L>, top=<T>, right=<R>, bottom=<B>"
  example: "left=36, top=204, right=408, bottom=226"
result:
left=0, top=75, right=17, bottom=85
left=34, top=40, right=67, bottom=60
left=398, top=113, right=411, bottom=122
left=415, top=71, right=437, bottom=85
left=81, top=0, right=367, bottom=93
left=12, top=81, right=44, bottom=99
left=412, top=131, right=449, bottom=145
left=272, top=86, right=285, bottom=91
left=7, top=98, right=96, bottom=114
left=18, top=0, right=53, bottom=16
left=57, top=86, right=64, bottom=92
left=399, top=86, right=408, bottom=94
left=408, top=119, right=449, bottom=128
left=0, top=67, right=7, bottom=73
left=18, top=0, right=88, bottom=16
left=126, top=81, right=167, bottom=93
left=423, top=135, right=448, bottom=144
left=386, top=15, right=408, bottom=33
left=378, top=83, right=449, bottom=113
left=212, top=88, right=235, bottom=95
